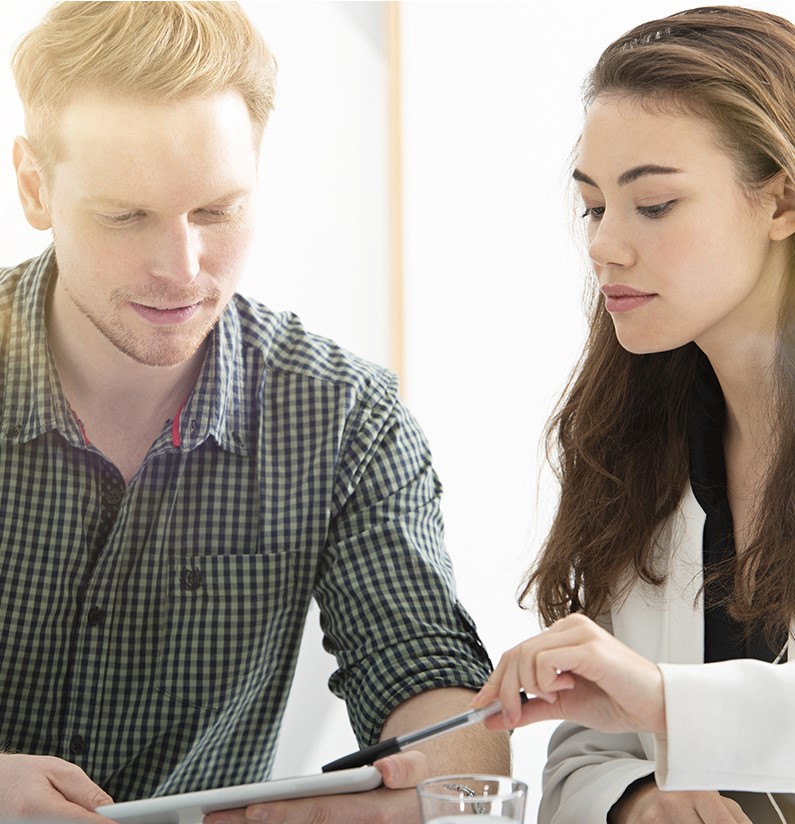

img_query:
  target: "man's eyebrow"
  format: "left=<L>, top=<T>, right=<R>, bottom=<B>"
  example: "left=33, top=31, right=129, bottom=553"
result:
left=83, top=189, right=252, bottom=210
left=82, top=197, right=138, bottom=209
left=572, top=165, right=684, bottom=188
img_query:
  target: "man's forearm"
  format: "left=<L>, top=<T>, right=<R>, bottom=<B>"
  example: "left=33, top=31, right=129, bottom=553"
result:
left=380, top=687, right=511, bottom=776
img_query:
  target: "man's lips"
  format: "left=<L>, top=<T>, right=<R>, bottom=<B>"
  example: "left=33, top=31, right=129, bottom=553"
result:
left=129, top=301, right=204, bottom=325
left=600, top=284, right=656, bottom=314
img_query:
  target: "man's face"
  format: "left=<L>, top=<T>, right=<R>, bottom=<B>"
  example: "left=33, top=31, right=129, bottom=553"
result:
left=40, top=90, right=259, bottom=368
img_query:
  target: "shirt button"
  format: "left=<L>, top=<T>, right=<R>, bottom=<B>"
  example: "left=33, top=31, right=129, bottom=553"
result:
left=180, top=568, right=204, bottom=592
left=105, top=488, right=123, bottom=505
left=69, top=735, right=86, bottom=755
left=87, top=607, right=106, bottom=627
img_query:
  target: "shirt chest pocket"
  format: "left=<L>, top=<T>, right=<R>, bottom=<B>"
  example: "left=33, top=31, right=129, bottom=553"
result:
left=156, top=552, right=297, bottom=711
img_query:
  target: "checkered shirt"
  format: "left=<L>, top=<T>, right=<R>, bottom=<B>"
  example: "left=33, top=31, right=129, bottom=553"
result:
left=0, top=246, right=492, bottom=801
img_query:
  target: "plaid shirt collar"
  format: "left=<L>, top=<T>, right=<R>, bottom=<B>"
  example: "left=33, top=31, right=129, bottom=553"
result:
left=1, top=244, right=248, bottom=458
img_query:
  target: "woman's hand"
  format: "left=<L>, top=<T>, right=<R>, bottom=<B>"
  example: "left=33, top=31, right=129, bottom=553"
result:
left=611, top=781, right=752, bottom=824
left=472, top=613, right=666, bottom=734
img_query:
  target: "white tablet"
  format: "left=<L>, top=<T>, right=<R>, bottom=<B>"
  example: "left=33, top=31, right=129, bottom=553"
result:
left=96, top=765, right=383, bottom=824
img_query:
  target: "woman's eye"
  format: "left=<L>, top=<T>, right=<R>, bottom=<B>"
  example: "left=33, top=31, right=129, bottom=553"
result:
left=638, top=200, right=676, bottom=219
left=581, top=206, right=605, bottom=221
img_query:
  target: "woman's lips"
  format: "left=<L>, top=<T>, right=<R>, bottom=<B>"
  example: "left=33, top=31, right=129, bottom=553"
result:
left=600, top=283, right=656, bottom=314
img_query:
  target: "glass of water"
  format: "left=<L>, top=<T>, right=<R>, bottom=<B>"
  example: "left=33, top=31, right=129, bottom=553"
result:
left=416, top=774, right=527, bottom=822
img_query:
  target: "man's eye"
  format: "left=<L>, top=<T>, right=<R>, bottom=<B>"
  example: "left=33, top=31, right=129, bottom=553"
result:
left=581, top=206, right=605, bottom=221
left=195, top=206, right=241, bottom=222
left=101, top=211, right=144, bottom=224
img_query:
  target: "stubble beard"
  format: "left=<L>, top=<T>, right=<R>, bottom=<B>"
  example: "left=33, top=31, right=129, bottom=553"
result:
left=65, top=280, right=223, bottom=368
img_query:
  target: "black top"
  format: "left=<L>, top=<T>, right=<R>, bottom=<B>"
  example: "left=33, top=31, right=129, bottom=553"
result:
left=687, top=352, right=786, bottom=663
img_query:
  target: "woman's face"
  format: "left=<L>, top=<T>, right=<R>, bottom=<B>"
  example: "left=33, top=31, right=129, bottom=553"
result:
left=574, top=95, right=788, bottom=360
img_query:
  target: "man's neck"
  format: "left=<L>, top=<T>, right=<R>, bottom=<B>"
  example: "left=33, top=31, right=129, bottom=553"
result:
left=53, top=337, right=204, bottom=421
left=55, top=350, right=205, bottom=484
left=47, top=289, right=207, bottom=482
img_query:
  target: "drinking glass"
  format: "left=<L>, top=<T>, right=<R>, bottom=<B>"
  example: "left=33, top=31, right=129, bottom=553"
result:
left=416, top=774, right=527, bottom=822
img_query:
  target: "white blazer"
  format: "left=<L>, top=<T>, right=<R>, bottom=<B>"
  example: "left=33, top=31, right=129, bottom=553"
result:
left=538, top=486, right=795, bottom=823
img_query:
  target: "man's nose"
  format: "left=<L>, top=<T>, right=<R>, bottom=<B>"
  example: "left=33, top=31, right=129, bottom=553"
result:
left=148, top=218, right=201, bottom=284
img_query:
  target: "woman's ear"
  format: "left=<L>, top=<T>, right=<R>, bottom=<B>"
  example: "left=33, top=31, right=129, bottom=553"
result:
left=768, top=172, right=795, bottom=241
left=13, top=136, right=52, bottom=231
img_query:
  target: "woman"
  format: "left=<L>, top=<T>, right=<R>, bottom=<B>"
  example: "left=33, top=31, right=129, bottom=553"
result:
left=473, top=6, right=795, bottom=823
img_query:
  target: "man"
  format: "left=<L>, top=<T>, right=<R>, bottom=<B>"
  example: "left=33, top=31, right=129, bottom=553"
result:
left=0, top=2, right=509, bottom=821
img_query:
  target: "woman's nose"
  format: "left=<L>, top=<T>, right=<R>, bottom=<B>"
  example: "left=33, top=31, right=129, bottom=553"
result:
left=587, top=213, right=636, bottom=270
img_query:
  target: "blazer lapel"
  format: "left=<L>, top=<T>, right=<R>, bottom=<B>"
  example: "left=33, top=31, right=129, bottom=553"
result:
left=611, top=485, right=705, bottom=665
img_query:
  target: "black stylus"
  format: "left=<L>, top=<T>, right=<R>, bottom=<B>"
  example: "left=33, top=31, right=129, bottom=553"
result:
left=322, top=692, right=529, bottom=773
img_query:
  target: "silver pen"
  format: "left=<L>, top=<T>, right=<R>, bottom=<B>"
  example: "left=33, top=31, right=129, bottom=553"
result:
left=321, top=692, right=529, bottom=772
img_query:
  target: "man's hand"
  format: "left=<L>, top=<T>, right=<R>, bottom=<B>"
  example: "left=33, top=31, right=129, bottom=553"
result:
left=204, top=686, right=509, bottom=824
left=203, top=750, right=430, bottom=824
left=473, top=613, right=666, bottom=735
left=610, top=781, right=752, bottom=824
left=0, top=753, right=114, bottom=821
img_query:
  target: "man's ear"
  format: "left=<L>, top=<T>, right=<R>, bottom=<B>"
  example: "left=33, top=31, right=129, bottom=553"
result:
left=12, top=136, right=51, bottom=231
left=768, top=172, right=795, bottom=241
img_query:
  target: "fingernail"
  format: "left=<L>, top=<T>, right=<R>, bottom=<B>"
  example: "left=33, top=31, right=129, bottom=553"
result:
left=248, top=808, right=269, bottom=821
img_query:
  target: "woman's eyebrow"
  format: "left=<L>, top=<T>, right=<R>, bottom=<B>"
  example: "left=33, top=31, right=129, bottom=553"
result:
left=572, top=164, right=684, bottom=188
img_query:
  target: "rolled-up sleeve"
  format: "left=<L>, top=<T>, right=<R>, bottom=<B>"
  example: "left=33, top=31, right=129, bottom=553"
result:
left=315, top=377, right=492, bottom=746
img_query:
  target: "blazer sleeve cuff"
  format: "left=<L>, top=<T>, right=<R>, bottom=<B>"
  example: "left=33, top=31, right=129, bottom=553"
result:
left=656, top=660, right=795, bottom=792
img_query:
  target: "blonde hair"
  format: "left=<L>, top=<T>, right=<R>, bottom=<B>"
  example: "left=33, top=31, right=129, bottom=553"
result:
left=12, top=1, right=277, bottom=169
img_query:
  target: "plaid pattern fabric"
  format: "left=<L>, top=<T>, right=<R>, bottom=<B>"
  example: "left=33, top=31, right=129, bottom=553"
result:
left=0, top=246, right=492, bottom=801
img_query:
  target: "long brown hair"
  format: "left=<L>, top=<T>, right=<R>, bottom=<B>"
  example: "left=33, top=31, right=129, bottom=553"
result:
left=523, top=6, right=795, bottom=642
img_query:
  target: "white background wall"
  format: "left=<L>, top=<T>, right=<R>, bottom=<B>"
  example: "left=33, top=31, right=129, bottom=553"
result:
left=2, top=2, right=794, bottom=821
